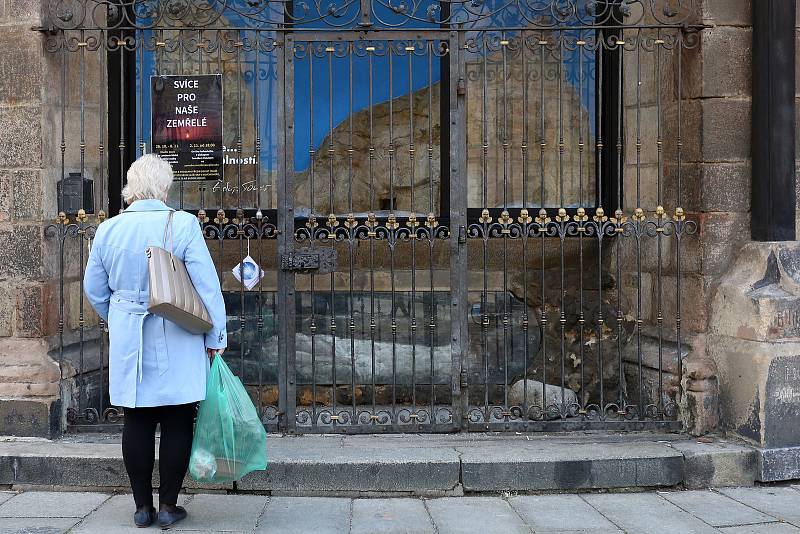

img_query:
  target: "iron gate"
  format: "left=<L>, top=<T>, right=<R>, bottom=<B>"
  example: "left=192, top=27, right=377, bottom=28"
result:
left=42, top=0, right=700, bottom=433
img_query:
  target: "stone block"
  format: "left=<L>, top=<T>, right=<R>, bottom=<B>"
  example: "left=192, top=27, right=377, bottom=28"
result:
left=11, top=169, right=42, bottom=220
left=0, top=224, right=43, bottom=278
left=671, top=439, right=758, bottom=488
left=701, top=0, right=751, bottom=26
left=66, top=280, right=101, bottom=331
left=664, top=99, right=701, bottom=164
left=698, top=212, right=749, bottom=276
left=659, top=273, right=707, bottom=333
left=623, top=164, right=661, bottom=211
left=663, top=163, right=701, bottom=213
left=681, top=356, right=720, bottom=435
left=0, top=105, right=42, bottom=168
left=709, top=242, right=800, bottom=342
left=624, top=105, right=659, bottom=166
left=0, top=399, right=60, bottom=438
left=620, top=270, right=654, bottom=324
left=0, top=26, right=42, bottom=105
left=700, top=162, right=751, bottom=212
left=701, top=27, right=751, bottom=97
left=759, top=446, right=800, bottom=482
left=708, top=335, right=800, bottom=449
left=459, top=442, right=683, bottom=491
left=64, top=50, right=106, bottom=110
left=0, top=283, right=13, bottom=337
left=0, top=172, right=10, bottom=222
left=624, top=44, right=656, bottom=103
left=701, top=98, right=751, bottom=162
left=15, top=281, right=58, bottom=338
left=0, top=337, right=60, bottom=397
left=6, top=0, right=40, bottom=20
left=237, top=446, right=460, bottom=493
left=676, top=45, right=701, bottom=102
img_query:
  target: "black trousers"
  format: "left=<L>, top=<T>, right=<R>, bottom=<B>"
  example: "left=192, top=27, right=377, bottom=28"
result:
left=122, top=403, right=197, bottom=508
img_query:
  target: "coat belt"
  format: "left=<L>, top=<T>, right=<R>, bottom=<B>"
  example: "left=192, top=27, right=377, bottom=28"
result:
left=110, top=290, right=169, bottom=382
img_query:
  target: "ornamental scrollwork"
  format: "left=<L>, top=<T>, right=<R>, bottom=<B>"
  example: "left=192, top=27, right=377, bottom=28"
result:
left=43, top=0, right=698, bottom=31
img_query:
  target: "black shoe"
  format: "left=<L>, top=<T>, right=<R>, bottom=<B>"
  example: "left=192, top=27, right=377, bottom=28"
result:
left=158, top=506, right=188, bottom=530
left=134, top=506, right=157, bottom=528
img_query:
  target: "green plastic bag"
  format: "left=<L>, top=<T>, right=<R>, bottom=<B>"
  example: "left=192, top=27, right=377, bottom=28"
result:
left=189, top=356, right=268, bottom=483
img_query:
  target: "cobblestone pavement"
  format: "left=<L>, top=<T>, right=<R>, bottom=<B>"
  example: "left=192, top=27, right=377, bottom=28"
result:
left=1, top=486, right=799, bottom=533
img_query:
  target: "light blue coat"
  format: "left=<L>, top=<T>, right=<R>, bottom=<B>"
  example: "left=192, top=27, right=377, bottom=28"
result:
left=84, top=199, right=228, bottom=408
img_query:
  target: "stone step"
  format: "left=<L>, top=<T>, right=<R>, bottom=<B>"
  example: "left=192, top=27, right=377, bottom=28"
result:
left=0, top=433, right=757, bottom=495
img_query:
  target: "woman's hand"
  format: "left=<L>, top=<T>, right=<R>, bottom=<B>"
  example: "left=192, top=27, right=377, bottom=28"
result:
left=207, top=347, right=225, bottom=362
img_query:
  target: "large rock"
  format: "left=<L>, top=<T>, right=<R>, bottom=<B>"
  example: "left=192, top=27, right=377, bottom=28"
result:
left=507, top=379, right=578, bottom=414
left=504, top=267, right=634, bottom=407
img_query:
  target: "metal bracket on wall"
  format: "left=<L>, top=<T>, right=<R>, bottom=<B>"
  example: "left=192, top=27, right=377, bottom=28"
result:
left=280, top=247, right=337, bottom=274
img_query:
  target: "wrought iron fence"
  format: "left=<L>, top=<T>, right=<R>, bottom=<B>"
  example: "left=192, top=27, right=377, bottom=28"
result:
left=41, top=0, right=700, bottom=433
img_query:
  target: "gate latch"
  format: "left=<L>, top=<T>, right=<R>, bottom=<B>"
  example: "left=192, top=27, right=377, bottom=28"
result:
left=280, top=247, right=337, bottom=274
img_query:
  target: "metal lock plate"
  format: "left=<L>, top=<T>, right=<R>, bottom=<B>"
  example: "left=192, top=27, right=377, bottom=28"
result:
left=280, top=247, right=337, bottom=274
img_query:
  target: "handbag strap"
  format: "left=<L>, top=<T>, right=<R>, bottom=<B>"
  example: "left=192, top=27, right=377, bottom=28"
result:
left=163, top=211, right=175, bottom=254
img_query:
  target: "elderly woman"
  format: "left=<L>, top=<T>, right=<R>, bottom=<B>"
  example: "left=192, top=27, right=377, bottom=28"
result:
left=84, top=154, right=227, bottom=529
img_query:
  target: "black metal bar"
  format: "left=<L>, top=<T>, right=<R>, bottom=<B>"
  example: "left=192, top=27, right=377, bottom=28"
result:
left=751, top=0, right=797, bottom=241
left=279, top=32, right=296, bottom=432
left=451, top=30, right=467, bottom=430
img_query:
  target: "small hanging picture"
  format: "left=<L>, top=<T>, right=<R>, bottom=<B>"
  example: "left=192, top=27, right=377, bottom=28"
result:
left=232, top=255, right=264, bottom=290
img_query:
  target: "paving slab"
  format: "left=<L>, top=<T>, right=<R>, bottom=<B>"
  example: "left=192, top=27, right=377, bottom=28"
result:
left=174, top=494, right=269, bottom=532
left=0, top=516, right=81, bottom=533
left=70, top=494, right=165, bottom=534
left=425, top=497, right=531, bottom=534
left=582, top=492, right=719, bottom=534
left=71, top=494, right=156, bottom=534
left=719, top=487, right=800, bottom=526
left=0, top=491, right=109, bottom=518
left=459, top=441, right=683, bottom=491
left=720, top=523, right=800, bottom=534
left=508, top=494, right=622, bottom=532
left=256, top=497, right=351, bottom=534
left=351, top=498, right=435, bottom=534
left=0, top=494, right=14, bottom=507
left=660, top=490, right=776, bottom=527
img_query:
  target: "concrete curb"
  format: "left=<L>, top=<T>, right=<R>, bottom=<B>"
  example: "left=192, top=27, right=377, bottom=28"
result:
left=0, top=434, right=763, bottom=495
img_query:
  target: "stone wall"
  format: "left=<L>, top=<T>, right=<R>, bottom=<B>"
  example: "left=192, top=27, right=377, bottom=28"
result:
left=0, top=0, right=62, bottom=436
left=699, top=1, right=800, bottom=478
left=0, top=1, right=110, bottom=435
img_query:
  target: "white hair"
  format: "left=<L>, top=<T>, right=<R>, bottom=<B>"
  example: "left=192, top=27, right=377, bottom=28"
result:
left=122, top=153, right=174, bottom=204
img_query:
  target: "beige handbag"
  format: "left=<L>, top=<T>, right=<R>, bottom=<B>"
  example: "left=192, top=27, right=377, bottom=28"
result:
left=146, top=211, right=213, bottom=334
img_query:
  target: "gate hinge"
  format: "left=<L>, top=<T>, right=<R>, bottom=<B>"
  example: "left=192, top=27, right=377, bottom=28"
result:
left=458, top=225, right=467, bottom=244
left=31, top=25, right=57, bottom=34
left=281, top=247, right=337, bottom=274
left=459, top=369, right=468, bottom=388
left=456, top=77, right=466, bottom=96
